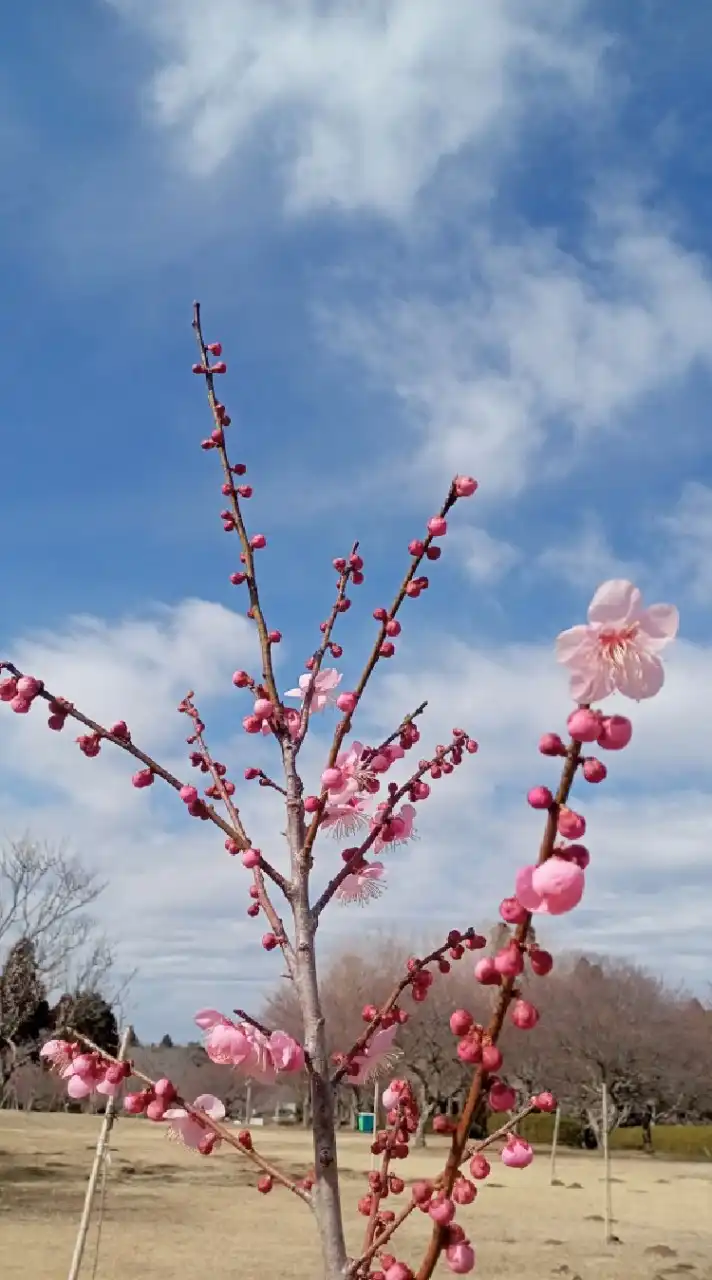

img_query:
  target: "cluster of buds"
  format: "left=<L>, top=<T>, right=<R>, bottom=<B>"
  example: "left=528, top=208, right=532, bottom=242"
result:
left=123, top=1077, right=178, bottom=1120
left=40, top=1039, right=131, bottom=1100
left=0, top=671, right=44, bottom=715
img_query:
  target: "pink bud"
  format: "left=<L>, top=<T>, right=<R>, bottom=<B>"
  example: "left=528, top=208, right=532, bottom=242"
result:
left=408, top=540, right=425, bottom=557
left=262, top=933, right=278, bottom=951
left=510, top=999, right=540, bottom=1030
left=469, top=1154, right=490, bottom=1180
left=15, top=675, right=42, bottom=699
left=582, top=757, right=607, bottom=783
left=146, top=1099, right=166, bottom=1122
left=527, top=785, right=553, bottom=809
left=268, top=630, right=282, bottom=643
left=561, top=843, right=590, bottom=870
left=454, top=475, right=478, bottom=498
left=379, top=641, right=395, bottom=658
left=321, top=767, right=344, bottom=791
left=499, top=896, right=528, bottom=925
left=493, top=946, right=523, bottom=978
left=557, top=807, right=586, bottom=839
left=481, top=1044, right=502, bottom=1072
left=489, top=1081, right=516, bottom=1112
left=427, top=1195, right=455, bottom=1226
left=242, top=848, right=261, bottom=869
left=253, top=698, right=274, bottom=720
left=539, top=732, right=566, bottom=756
left=243, top=715, right=262, bottom=734
left=304, top=795, right=320, bottom=812
left=427, top=516, right=447, bottom=537
left=10, top=696, right=32, bottom=714
left=132, top=769, right=154, bottom=789
left=597, top=714, right=633, bottom=751
left=457, top=1036, right=482, bottom=1065
left=154, top=1078, right=177, bottom=1102
left=123, top=1092, right=146, bottom=1115
left=0, top=678, right=18, bottom=701
left=180, top=785, right=198, bottom=804
left=232, top=670, right=250, bottom=688
left=474, top=957, right=501, bottom=986
left=250, top=534, right=266, bottom=550
left=529, top=948, right=554, bottom=976
left=567, top=707, right=602, bottom=742
left=336, top=692, right=358, bottom=714
left=445, top=1242, right=476, bottom=1274
left=449, top=1009, right=473, bottom=1036
left=533, top=1090, right=557, bottom=1112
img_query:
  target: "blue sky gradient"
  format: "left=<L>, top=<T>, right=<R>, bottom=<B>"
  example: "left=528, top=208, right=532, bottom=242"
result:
left=1, top=1, right=711, bottom=1038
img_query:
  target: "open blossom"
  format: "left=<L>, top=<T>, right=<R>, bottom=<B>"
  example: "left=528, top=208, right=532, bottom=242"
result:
left=556, top=580, right=678, bottom=703
left=371, top=803, right=416, bottom=854
left=335, top=861, right=386, bottom=905
left=350, top=1023, right=401, bottom=1084
left=194, top=1010, right=304, bottom=1078
left=284, top=668, right=341, bottom=711
left=164, top=1093, right=225, bottom=1149
left=40, top=1040, right=120, bottom=1098
left=515, top=857, right=584, bottom=916
left=321, top=795, right=369, bottom=838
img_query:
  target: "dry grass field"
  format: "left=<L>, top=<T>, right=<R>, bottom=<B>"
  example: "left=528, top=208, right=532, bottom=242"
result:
left=1, top=1112, right=710, bottom=1280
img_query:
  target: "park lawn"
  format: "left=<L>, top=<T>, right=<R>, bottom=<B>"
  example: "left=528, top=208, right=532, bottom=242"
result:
left=0, top=1113, right=710, bottom=1280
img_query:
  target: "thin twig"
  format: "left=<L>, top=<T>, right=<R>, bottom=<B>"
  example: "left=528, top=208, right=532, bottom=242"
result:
left=302, top=483, right=461, bottom=861
left=332, top=927, right=479, bottom=1086
left=414, top=740, right=583, bottom=1280
left=68, top=1028, right=312, bottom=1205
left=315, top=730, right=471, bottom=918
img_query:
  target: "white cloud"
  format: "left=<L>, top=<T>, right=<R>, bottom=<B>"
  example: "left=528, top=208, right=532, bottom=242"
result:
left=323, top=204, right=712, bottom=496
left=2, top=596, right=709, bottom=1035
left=537, top=515, right=639, bottom=588
left=661, top=481, right=712, bottom=602
left=450, top=526, right=521, bottom=584
left=105, top=0, right=603, bottom=218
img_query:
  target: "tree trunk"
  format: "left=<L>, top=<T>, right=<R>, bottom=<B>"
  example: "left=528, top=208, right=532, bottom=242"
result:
left=292, top=888, right=348, bottom=1278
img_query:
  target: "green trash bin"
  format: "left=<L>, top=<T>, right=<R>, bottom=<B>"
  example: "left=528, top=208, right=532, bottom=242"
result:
left=357, top=1112, right=375, bottom=1134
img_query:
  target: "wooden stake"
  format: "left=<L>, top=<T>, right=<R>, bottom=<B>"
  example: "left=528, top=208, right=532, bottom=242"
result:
left=66, top=1026, right=132, bottom=1280
left=549, top=1105, right=561, bottom=1184
left=601, top=1079, right=613, bottom=1244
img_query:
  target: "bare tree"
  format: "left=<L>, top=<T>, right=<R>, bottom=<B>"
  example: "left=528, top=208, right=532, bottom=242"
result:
left=0, top=837, right=115, bottom=1099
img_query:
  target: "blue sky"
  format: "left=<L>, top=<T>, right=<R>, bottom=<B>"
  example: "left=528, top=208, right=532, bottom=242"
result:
left=1, top=1, right=712, bottom=1040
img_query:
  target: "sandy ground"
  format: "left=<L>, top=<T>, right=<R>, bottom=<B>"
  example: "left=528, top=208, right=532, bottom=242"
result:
left=0, top=1113, right=710, bottom=1280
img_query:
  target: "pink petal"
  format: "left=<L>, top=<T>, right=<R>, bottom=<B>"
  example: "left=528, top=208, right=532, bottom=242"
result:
left=193, top=1093, right=226, bottom=1121
left=163, top=1107, right=186, bottom=1121
left=194, top=1009, right=229, bottom=1031
left=95, top=1079, right=119, bottom=1097
left=67, top=1075, right=92, bottom=1099
left=568, top=659, right=616, bottom=704
left=617, top=648, right=665, bottom=701
left=637, top=603, right=679, bottom=650
left=531, top=857, right=583, bottom=897
left=514, top=865, right=543, bottom=913
left=587, top=580, right=641, bottom=628
left=555, top=624, right=593, bottom=666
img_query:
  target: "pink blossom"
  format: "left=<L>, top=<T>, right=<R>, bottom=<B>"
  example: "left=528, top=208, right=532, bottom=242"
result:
left=284, top=668, right=342, bottom=712
left=335, top=861, right=386, bottom=905
left=501, top=1135, right=534, bottom=1168
left=556, top=580, right=678, bottom=703
left=515, top=857, right=584, bottom=916
left=268, top=1031, right=305, bottom=1073
left=445, top=1243, right=476, bottom=1274
left=164, top=1093, right=225, bottom=1149
left=350, top=1024, right=401, bottom=1084
left=321, top=795, right=369, bottom=839
left=371, top=803, right=417, bottom=854
left=40, top=1039, right=73, bottom=1070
